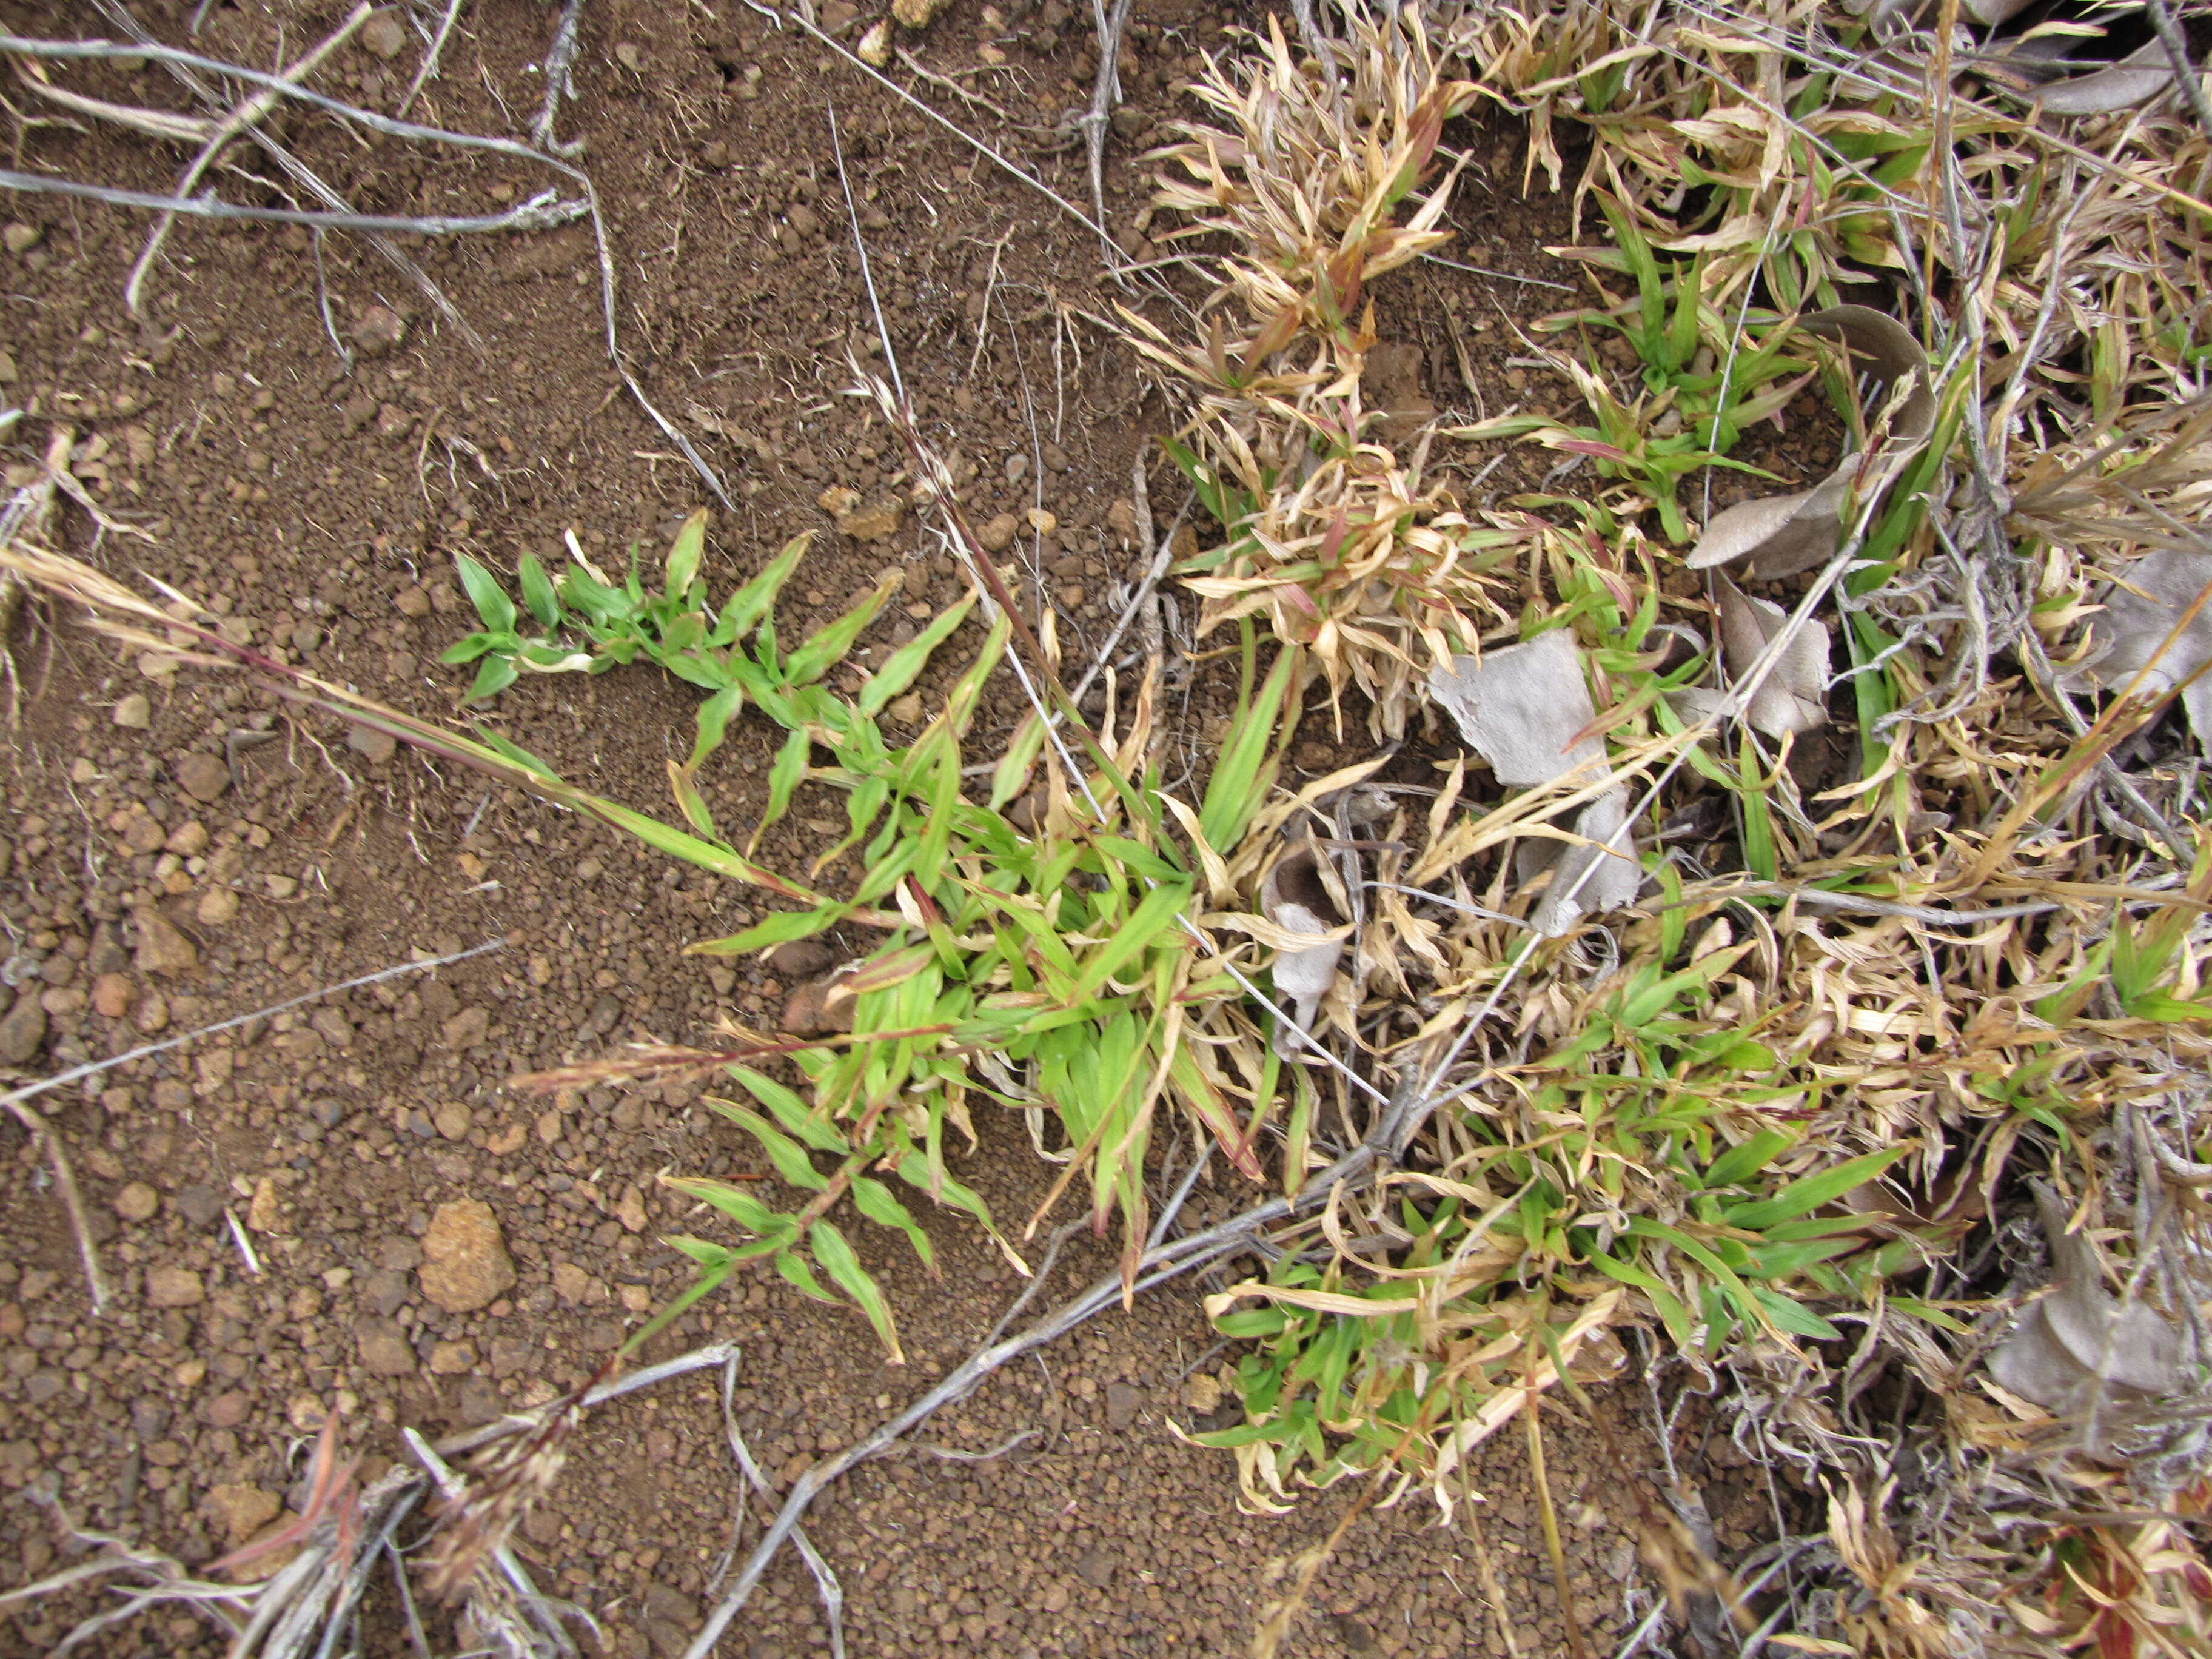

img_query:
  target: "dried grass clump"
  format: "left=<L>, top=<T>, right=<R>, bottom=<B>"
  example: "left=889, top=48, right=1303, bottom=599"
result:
left=1136, top=1, right=2212, bottom=1652
left=1126, top=12, right=1524, bottom=737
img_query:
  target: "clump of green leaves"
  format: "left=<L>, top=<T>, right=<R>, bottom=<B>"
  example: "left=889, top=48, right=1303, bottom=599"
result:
left=1466, top=195, right=1817, bottom=543
left=449, top=517, right=1313, bottom=1359
left=442, top=512, right=942, bottom=830
left=1199, top=930, right=1926, bottom=1502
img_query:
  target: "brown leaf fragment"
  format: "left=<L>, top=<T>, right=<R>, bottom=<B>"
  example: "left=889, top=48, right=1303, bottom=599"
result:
left=1714, top=575, right=1831, bottom=739
left=1429, top=631, right=1637, bottom=935
left=1989, top=1187, right=2181, bottom=1423
left=1686, top=480, right=1850, bottom=581
left=1426, top=630, right=1602, bottom=785
left=2034, top=38, right=2174, bottom=114
left=2066, top=549, right=2212, bottom=744
left=1527, top=786, right=1641, bottom=938
left=1688, top=308, right=1932, bottom=579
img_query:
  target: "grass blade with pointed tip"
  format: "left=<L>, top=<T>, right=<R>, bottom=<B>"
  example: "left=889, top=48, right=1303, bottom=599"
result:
left=455, top=552, right=517, bottom=634
left=785, top=574, right=903, bottom=687
left=859, top=594, right=979, bottom=717
left=809, top=1220, right=903, bottom=1360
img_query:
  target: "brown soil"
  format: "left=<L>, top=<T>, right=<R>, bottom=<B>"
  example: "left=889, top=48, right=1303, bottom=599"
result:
left=0, top=1, right=1795, bottom=1654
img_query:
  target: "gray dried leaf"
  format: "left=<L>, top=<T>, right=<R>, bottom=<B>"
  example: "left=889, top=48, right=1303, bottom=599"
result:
left=1715, top=575, right=1831, bottom=739
left=1261, top=843, right=1344, bottom=1055
left=1529, top=786, right=1641, bottom=937
left=2036, top=38, right=2173, bottom=114
left=1430, top=632, right=1636, bottom=935
left=1687, top=308, right=1932, bottom=580
left=1686, top=480, right=1850, bottom=581
left=1666, top=686, right=1732, bottom=726
left=2068, top=549, right=2212, bottom=745
left=1988, top=1185, right=2181, bottom=1419
left=1426, top=629, right=1601, bottom=785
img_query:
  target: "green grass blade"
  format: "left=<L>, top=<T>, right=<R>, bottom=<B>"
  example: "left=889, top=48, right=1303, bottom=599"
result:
left=1199, top=648, right=1296, bottom=850
left=703, top=1101, right=832, bottom=1191
left=464, top=655, right=519, bottom=703
left=720, top=532, right=812, bottom=641
left=455, top=553, right=517, bottom=634
left=727, top=1067, right=846, bottom=1154
left=666, top=508, right=708, bottom=596
left=774, top=1247, right=838, bottom=1304
left=1703, top=1128, right=1798, bottom=1189
left=663, top=1175, right=791, bottom=1237
left=853, top=1175, right=936, bottom=1269
left=1723, top=1147, right=1909, bottom=1231
left=785, top=574, right=902, bottom=687
left=688, top=685, right=745, bottom=772
left=686, top=904, right=848, bottom=956
left=758, top=728, right=811, bottom=842
left=518, top=554, right=561, bottom=628
left=809, top=1221, right=903, bottom=1360
left=990, top=711, right=1047, bottom=809
left=1073, top=879, right=1191, bottom=998
left=859, top=594, right=977, bottom=717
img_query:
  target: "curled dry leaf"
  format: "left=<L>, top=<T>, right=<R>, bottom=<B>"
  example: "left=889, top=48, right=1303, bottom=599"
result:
left=1687, top=307, right=1934, bottom=580
left=1715, top=574, right=1832, bottom=739
left=1261, top=842, right=1345, bottom=1055
left=2064, top=549, right=2212, bottom=745
left=1530, top=786, right=1641, bottom=937
left=1988, top=1186, right=2182, bottom=1427
left=1427, top=631, right=1640, bottom=934
left=2017, top=36, right=2174, bottom=114
left=1845, top=0, right=2034, bottom=24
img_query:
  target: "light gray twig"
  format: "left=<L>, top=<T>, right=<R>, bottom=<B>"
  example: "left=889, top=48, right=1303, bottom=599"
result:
left=791, top=14, right=1114, bottom=243
left=0, top=937, right=506, bottom=1116
left=397, top=0, right=469, bottom=119
left=0, top=167, right=585, bottom=235
left=533, top=0, right=588, bottom=154
left=436, top=1339, right=743, bottom=1456
left=123, top=1, right=375, bottom=315
left=1079, top=0, right=1136, bottom=236
left=712, top=1355, right=846, bottom=1659
left=2143, top=0, right=2212, bottom=135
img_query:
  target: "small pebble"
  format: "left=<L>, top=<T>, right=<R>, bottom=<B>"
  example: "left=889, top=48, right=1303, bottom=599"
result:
left=354, top=306, right=406, bottom=357
left=111, top=694, right=151, bottom=730
left=132, top=907, right=198, bottom=976
left=145, top=1266, right=204, bottom=1308
left=359, top=10, right=406, bottom=58
left=347, top=725, right=398, bottom=763
left=172, top=752, right=230, bottom=803
left=174, top=1184, right=224, bottom=1227
left=113, top=1181, right=158, bottom=1222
